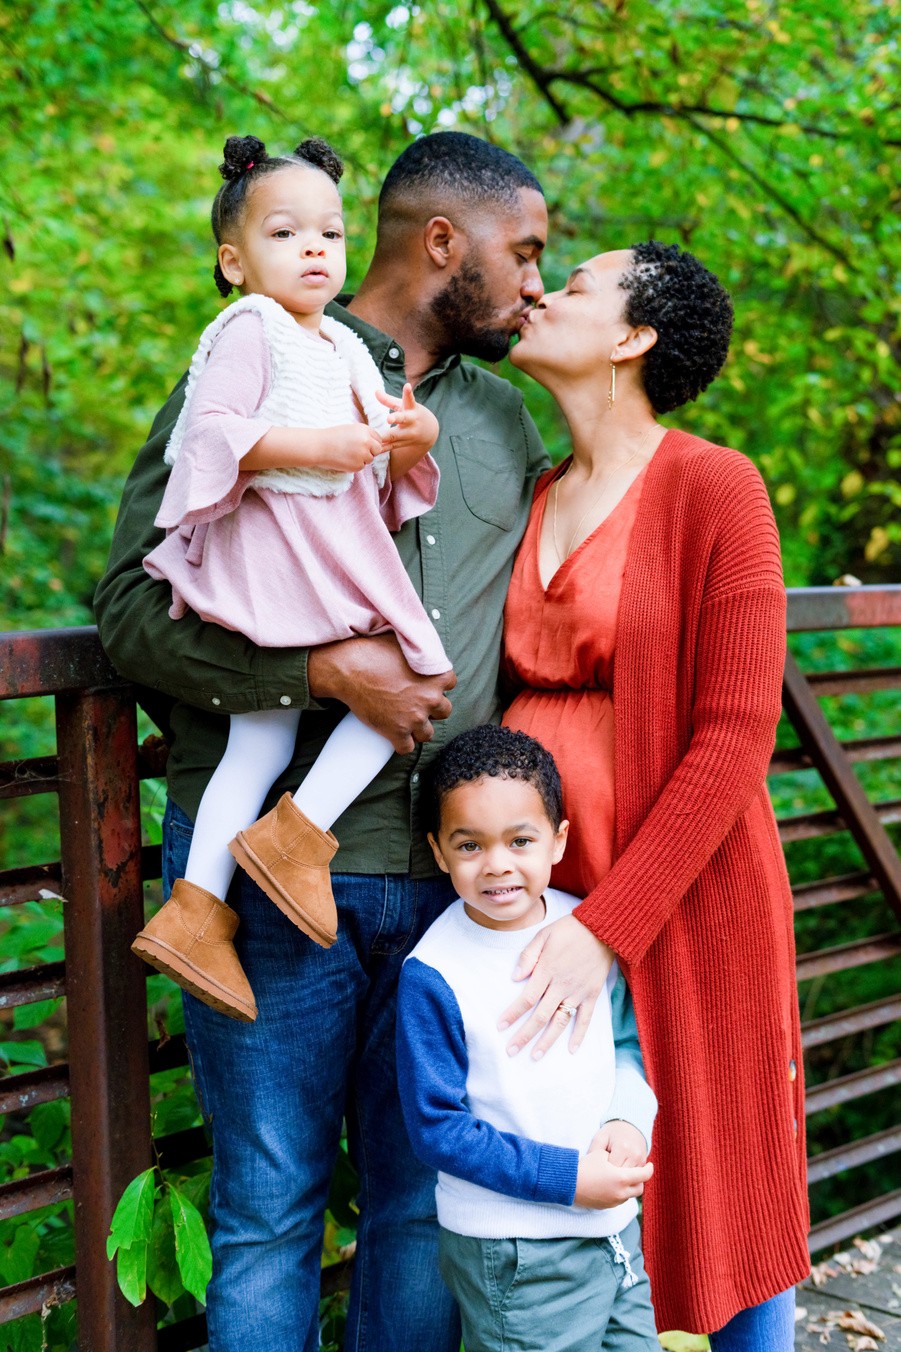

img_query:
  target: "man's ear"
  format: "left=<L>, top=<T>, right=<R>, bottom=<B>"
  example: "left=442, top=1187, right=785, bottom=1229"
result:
left=427, top=831, right=451, bottom=874
left=552, top=819, right=569, bottom=866
left=423, top=216, right=460, bottom=270
left=218, top=241, right=244, bottom=288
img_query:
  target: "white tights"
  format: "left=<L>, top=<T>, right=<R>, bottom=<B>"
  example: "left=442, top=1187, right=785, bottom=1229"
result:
left=183, top=709, right=395, bottom=900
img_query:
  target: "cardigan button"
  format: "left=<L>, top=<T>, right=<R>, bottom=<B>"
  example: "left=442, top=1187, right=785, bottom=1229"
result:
left=211, top=697, right=221, bottom=706
left=789, top=1059, right=797, bottom=1082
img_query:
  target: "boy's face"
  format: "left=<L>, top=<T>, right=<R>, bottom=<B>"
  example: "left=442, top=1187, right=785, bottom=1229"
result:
left=428, top=775, right=568, bottom=931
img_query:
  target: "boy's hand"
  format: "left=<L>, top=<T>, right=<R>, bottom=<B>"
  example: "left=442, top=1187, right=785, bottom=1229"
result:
left=377, top=384, right=439, bottom=473
left=574, top=1134, right=653, bottom=1209
left=313, top=423, right=384, bottom=473
left=591, top=1121, right=648, bottom=1168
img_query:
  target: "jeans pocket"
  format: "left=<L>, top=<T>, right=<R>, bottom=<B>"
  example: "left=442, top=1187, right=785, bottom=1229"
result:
left=491, top=1237, right=524, bottom=1308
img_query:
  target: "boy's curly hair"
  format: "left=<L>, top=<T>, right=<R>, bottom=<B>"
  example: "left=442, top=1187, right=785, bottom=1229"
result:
left=621, top=240, right=733, bottom=414
left=426, top=724, right=563, bottom=834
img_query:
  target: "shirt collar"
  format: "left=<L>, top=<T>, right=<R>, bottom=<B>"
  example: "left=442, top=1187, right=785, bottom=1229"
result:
left=328, top=293, right=462, bottom=386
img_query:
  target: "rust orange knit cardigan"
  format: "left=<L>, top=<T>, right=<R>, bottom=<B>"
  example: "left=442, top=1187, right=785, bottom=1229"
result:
left=571, top=429, right=810, bottom=1333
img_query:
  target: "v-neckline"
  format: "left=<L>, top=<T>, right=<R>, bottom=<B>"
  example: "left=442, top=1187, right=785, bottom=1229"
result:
left=536, top=458, right=650, bottom=594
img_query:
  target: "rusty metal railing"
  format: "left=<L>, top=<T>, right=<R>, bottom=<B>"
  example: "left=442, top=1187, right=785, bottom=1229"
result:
left=1, top=587, right=901, bottom=1344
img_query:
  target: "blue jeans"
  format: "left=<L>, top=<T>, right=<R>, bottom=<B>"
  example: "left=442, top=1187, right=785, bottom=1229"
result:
left=709, top=1288, right=795, bottom=1351
left=163, top=799, right=462, bottom=1352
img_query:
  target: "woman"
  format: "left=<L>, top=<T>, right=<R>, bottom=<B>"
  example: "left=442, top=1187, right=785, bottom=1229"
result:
left=500, top=242, right=809, bottom=1345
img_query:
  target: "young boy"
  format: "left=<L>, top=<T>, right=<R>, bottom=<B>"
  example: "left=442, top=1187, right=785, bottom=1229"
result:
left=396, top=725, right=659, bottom=1352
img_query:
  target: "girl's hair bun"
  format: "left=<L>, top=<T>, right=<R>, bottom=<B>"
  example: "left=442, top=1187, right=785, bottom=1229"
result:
left=294, top=137, right=343, bottom=186
left=219, top=135, right=268, bottom=181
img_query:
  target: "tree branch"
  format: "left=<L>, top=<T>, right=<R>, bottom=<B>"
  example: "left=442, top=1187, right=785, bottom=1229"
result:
left=483, top=0, right=569, bottom=124
left=484, top=0, right=867, bottom=270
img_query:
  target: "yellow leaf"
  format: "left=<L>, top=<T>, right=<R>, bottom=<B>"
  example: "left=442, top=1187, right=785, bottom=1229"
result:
left=658, top=1335, right=709, bottom=1351
left=776, top=484, right=796, bottom=505
left=725, top=117, right=740, bottom=133
left=842, top=470, right=864, bottom=498
left=876, top=340, right=891, bottom=358
left=8, top=277, right=32, bottom=294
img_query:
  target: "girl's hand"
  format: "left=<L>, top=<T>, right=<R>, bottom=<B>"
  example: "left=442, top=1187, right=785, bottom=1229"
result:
left=376, top=384, right=439, bottom=476
left=314, top=423, right=384, bottom=473
left=591, top=1121, right=649, bottom=1168
left=574, top=1136, right=652, bottom=1209
left=242, top=423, right=382, bottom=474
left=498, top=914, right=615, bottom=1060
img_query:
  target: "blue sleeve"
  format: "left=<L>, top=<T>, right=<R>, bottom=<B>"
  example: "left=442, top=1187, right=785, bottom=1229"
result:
left=604, top=971, right=658, bottom=1152
left=396, top=958, right=579, bottom=1205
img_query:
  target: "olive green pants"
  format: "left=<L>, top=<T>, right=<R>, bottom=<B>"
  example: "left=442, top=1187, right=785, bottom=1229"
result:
left=438, top=1217, right=659, bottom=1352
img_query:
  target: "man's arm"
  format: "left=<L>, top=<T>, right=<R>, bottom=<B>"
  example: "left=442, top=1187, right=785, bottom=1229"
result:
left=95, top=378, right=454, bottom=745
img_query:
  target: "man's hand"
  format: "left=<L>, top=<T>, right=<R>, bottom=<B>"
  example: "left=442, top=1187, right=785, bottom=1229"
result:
left=591, top=1120, right=649, bottom=1169
left=574, top=1132, right=653, bottom=1209
left=498, top=914, right=614, bottom=1059
left=307, top=633, right=456, bottom=754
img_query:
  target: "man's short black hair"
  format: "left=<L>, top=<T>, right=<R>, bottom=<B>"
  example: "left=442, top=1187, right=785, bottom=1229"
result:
left=427, top=725, right=563, bottom=834
left=621, top=240, right=733, bottom=414
left=378, top=131, right=543, bottom=223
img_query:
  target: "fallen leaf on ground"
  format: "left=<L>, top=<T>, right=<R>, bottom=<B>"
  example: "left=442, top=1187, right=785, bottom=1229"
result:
left=846, top=1338, right=879, bottom=1351
left=812, top=1261, right=840, bottom=1287
left=853, top=1237, right=882, bottom=1263
left=829, top=1310, right=885, bottom=1339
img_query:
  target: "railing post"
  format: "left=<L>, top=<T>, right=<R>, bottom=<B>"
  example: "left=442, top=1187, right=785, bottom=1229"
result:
left=56, top=685, right=156, bottom=1352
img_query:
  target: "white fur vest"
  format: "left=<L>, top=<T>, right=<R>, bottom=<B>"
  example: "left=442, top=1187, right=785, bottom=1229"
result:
left=164, top=293, right=391, bottom=497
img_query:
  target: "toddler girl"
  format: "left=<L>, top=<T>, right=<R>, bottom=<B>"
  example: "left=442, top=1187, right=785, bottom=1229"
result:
left=132, top=134, right=451, bottom=1022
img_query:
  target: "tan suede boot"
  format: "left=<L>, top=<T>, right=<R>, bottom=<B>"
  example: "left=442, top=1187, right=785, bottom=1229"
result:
left=228, top=793, right=338, bottom=949
left=131, top=879, right=257, bottom=1023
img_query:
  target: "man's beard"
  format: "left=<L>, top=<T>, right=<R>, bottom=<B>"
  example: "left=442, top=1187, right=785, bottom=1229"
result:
left=428, top=256, right=518, bottom=364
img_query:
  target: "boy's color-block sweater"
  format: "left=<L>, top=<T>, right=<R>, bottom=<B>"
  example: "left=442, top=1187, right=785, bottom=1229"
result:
left=396, top=887, right=657, bottom=1240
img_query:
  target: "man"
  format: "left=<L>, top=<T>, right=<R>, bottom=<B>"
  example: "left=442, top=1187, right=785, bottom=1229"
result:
left=96, top=132, right=549, bottom=1351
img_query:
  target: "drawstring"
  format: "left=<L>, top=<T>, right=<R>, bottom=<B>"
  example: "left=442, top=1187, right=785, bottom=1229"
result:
left=609, top=1233, right=638, bottom=1288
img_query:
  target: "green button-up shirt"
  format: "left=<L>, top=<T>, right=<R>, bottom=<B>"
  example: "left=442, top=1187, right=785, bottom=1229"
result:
left=95, top=298, right=549, bottom=877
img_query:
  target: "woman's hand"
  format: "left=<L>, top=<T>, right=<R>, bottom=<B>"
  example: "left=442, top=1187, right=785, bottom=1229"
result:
left=498, top=914, right=614, bottom=1059
left=376, top=383, right=440, bottom=478
left=574, top=1130, right=652, bottom=1209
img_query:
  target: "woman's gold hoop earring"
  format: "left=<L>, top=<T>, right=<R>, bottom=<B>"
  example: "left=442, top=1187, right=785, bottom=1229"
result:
left=608, top=362, right=616, bottom=409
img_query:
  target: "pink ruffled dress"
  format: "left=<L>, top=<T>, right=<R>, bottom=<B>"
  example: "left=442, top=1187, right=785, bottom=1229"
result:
left=143, top=302, right=450, bottom=677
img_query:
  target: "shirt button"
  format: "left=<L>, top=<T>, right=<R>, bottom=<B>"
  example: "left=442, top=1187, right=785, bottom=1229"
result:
left=412, top=773, right=420, bottom=784
left=431, top=608, right=441, bottom=620
left=212, top=697, right=221, bottom=706
left=388, top=347, right=400, bottom=359
left=426, top=534, right=436, bottom=545
left=789, top=1059, right=797, bottom=1081
left=279, top=695, right=292, bottom=706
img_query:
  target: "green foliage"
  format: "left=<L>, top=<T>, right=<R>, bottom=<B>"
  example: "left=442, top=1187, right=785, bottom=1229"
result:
left=169, top=1184, right=212, bottom=1304
left=107, top=1166, right=156, bottom=1304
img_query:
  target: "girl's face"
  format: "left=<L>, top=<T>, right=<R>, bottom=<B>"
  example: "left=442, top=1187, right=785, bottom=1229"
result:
left=218, top=165, right=347, bottom=321
left=509, top=249, right=638, bottom=383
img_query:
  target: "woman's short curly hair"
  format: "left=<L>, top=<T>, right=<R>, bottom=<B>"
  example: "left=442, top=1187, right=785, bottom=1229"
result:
left=426, top=724, right=563, bottom=834
left=620, top=241, right=733, bottom=414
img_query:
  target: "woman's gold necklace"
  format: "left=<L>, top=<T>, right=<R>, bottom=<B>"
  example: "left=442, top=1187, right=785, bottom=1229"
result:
left=552, top=426, right=656, bottom=564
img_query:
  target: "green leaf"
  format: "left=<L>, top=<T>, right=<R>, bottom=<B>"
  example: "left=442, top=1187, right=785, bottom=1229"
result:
left=107, top=1167, right=156, bottom=1260
left=0, top=1222, right=40, bottom=1285
left=116, top=1236, right=148, bottom=1307
left=4, top=1311, right=43, bottom=1352
left=170, top=1185, right=212, bottom=1305
left=13, top=998, right=61, bottom=1030
left=0, top=1040, right=47, bottom=1068
left=326, top=1149, right=360, bottom=1230
left=28, top=1099, right=69, bottom=1154
left=146, top=1192, right=186, bottom=1308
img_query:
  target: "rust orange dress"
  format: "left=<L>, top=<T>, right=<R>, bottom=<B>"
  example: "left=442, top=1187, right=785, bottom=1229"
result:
left=503, top=461, right=648, bottom=896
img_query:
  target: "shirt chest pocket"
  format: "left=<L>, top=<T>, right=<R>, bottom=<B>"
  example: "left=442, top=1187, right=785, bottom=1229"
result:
left=450, top=436, right=525, bottom=532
